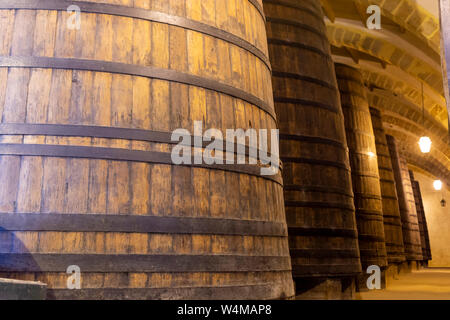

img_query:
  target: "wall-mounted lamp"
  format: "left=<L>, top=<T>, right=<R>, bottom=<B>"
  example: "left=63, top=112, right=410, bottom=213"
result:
left=419, top=136, right=432, bottom=153
left=434, top=180, right=443, bottom=191
left=441, top=199, right=447, bottom=207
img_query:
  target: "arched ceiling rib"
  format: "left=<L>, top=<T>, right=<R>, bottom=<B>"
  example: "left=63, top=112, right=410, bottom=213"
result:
left=368, top=88, right=449, bottom=140
left=321, top=0, right=441, bottom=53
left=332, top=56, right=448, bottom=126
left=327, top=21, right=444, bottom=94
left=385, top=127, right=450, bottom=185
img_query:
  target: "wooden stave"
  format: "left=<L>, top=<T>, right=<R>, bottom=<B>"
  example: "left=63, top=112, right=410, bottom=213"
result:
left=0, top=1, right=295, bottom=299
left=264, top=0, right=361, bottom=278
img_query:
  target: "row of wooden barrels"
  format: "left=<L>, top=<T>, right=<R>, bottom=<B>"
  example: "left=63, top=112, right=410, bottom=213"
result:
left=0, top=0, right=432, bottom=299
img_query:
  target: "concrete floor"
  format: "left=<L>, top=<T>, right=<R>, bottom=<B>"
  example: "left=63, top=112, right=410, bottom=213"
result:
left=358, top=268, right=450, bottom=300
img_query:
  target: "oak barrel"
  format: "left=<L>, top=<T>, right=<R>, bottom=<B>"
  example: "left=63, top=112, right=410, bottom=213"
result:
left=409, top=172, right=432, bottom=261
left=335, top=64, right=387, bottom=270
left=386, top=135, right=423, bottom=261
left=264, top=0, right=362, bottom=279
left=0, top=0, right=295, bottom=299
left=369, top=108, right=405, bottom=264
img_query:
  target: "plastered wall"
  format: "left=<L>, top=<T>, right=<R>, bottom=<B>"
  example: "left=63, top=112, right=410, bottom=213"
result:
left=413, top=171, right=450, bottom=267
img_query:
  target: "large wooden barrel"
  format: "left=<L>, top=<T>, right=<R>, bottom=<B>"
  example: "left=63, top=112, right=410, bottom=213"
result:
left=409, top=172, right=432, bottom=261
left=0, top=0, right=295, bottom=299
left=398, top=157, right=423, bottom=261
left=335, top=64, right=387, bottom=271
left=369, top=108, right=405, bottom=264
left=386, top=135, right=423, bottom=261
left=264, top=0, right=362, bottom=280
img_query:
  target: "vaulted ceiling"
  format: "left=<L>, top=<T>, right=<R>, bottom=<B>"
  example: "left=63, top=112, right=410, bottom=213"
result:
left=322, top=0, right=450, bottom=186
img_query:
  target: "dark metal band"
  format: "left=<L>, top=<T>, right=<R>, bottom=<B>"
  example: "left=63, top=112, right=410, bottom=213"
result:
left=267, top=38, right=331, bottom=59
left=281, top=157, right=350, bottom=171
left=279, top=134, right=347, bottom=150
left=266, top=17, right=324, bottom=40
left=47, top=284, right=285, bottom=300
left=383, top=221, right=403, bottom=227
left=272, top=71, right=337, bottom=90
left=0, top=213, right=287, bottom=237
left=0, top=56, right=276, bottom=121
left=0, top=254, right=291, bottom=273
left=285, top=201, right=355, bottom=211
left=382, top=213, right=403, bottom=219
left=0, top=0, right=271, bottom=70
left=273, top=96, right=340, bottom=114
left=284, top=185, right=354, bottom=198
left=290, top=249, right=360, bottom=259
left=0, top=123, right=271, bottom=159
left=288, top=226, right=357, bottom=238
left=358, top=234, right=386, bottom=242
left=248, top=0, right=266, bottom=22
left=353, top=193, right=382, bottom=200
left=0, top=144, right=283, bottom=184
left=292, top=265, right=362, bottom=277
left=381, top=194, right=399, bottom=201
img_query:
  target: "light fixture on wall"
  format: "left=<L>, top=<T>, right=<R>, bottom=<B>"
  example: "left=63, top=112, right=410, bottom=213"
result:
left=418, top=82, right=432, bottom=153
left=433, top=179, right=446, bottom=207
left=419, top=137, right=432, bottom=153
left=434, top=180, right=443, bottom=191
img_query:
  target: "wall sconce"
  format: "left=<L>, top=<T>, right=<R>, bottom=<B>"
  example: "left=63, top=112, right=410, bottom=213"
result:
left=419, top=136, right=432, bottom=153
left=434, top=180, right=443, bottom=191
left=441, top=199, right=447, bottom=207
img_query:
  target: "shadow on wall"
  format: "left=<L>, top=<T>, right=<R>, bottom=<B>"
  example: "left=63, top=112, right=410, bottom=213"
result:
left=413, top=172, right=450, bottom=267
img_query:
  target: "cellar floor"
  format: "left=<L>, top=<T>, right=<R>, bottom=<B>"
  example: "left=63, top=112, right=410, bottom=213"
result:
left=358, top=268, right=450, bottom=300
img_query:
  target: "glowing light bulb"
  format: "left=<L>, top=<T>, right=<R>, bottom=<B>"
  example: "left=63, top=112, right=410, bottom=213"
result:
left=434, top=180, right=443, bottom=191
left=418, top=136, right=432, bottom=153
left=368, top=152, right=375, bottom=158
